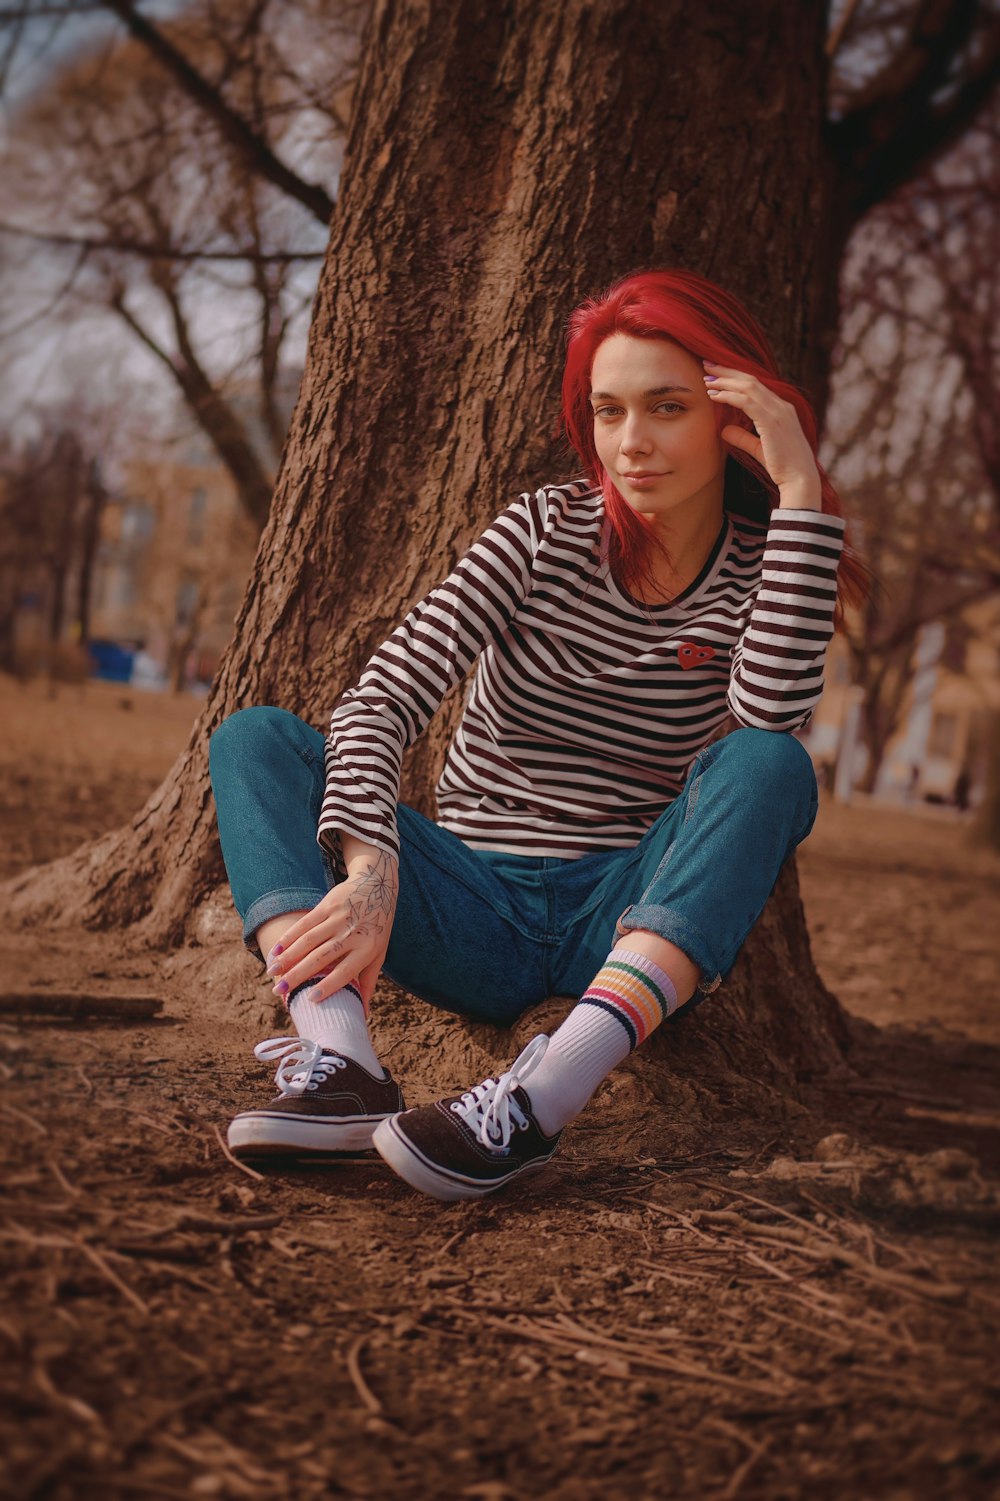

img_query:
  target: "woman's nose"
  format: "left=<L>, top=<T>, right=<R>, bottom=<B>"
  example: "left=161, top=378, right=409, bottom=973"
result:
left=620, top=415, right=652, bottom=455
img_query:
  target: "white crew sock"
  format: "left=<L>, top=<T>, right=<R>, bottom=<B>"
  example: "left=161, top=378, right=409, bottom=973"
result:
left=522, top=949, right=678, bottom=1136
left=287, top=980, right=385, bottom=1077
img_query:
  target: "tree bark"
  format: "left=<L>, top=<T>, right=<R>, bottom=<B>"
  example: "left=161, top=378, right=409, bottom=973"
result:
left=5, top=0, right=858, bottom=1087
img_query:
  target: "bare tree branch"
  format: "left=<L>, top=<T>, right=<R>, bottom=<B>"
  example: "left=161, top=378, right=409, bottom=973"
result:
left=98, top=0, right=335, bottom=224
left=0, top=243, right=88, bottom=338
left=109, top=276, right=274, bottom=529
left=0, top=218, right=323, bottom=261
left=825, top=0, right=865, bottom=61
left=830, top=0, right=1000, bottom=216
left=0, top=6, right=104, bottom=15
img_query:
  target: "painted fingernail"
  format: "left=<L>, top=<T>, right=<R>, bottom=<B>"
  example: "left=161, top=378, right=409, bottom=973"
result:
left=275, top=980, right=289, bottom=997
left=703, top=374, right=717, bottom=382
left=268, top=944, right=283, bottom=958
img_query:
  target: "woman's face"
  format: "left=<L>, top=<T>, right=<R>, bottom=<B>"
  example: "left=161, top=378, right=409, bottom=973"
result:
left=589, top=333, right=726, bottom=528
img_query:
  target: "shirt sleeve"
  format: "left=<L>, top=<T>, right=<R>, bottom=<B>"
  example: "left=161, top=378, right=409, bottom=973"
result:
left=317, top=492, right=540, bottom=865
left=727, top=507, right=847, bottom=733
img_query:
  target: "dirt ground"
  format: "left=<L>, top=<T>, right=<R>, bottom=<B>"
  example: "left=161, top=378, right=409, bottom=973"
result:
left=1, top=676, right=999, bottom=1501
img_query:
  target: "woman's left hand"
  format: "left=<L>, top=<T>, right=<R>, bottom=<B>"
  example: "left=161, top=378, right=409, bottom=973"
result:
left=702, top=360, right=821, bottom=508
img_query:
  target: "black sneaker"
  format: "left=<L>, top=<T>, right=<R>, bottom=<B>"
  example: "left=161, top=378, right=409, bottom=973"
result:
left=372, top=1035, right=561, bottom=1201
left=227, top=1036, right=405, bottom=1160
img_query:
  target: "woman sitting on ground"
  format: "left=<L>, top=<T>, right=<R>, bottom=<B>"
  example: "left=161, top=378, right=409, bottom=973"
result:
left=209, top=267, right=868, bottom=1202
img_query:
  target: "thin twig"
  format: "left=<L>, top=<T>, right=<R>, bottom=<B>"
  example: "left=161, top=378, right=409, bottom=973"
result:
left=684, top=1177, right=834, bottom=1235
left=632, top=1201, right=717, bottom=1242
left=721, top=1434, right=772, bottom=1500
left=75, top=1240, right=151, bottom=1319
left=126, top=1110, right=176, bottom=1137
left=32, top=1358, right=105, bottom=1429
left=0, top=1101, right=48, bottom=1135
left=47, top=1156, right=82, bottom=1200
left=170, top=1211, right=281, bottom=1234
left=212, top=1123, right=266, bottom=1182
left=687, top=1209, right=966, bottom=1305
left=5, top=1221, right=154, bottom=1319
left=562, top=1306, right=784, bottom=1373
left=346, top=1334, right=382, bottom=1414
left=468, top=1310, right=792, bottom=1400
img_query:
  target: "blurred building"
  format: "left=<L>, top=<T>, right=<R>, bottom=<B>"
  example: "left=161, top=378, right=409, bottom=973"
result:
left=803, top=595, right=1000, bottom=808
left=89, top=373, right=299, bottom=690
left=90, top=449, right=259, bottom=691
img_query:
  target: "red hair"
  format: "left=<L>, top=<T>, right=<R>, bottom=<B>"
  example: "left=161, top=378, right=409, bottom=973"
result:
left=560, top=268, right=871, bottom=630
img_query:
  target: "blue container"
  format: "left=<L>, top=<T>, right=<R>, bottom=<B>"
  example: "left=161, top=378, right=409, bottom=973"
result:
left=87, top=639, right=136, bottom=683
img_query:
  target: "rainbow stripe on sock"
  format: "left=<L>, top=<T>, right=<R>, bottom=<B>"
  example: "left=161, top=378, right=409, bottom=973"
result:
left=580, top=952, right=677, bottom=1049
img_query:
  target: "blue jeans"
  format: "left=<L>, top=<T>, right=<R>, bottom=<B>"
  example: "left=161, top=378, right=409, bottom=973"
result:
left=208, top=707, right=818, bottom=1026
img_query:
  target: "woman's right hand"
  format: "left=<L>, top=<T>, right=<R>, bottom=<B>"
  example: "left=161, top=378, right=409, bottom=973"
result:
left=264, top=848, right=399, bottom=1009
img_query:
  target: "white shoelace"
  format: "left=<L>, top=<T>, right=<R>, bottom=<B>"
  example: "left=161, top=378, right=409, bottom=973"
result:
left=253, top=1036, right=348, bottom=1097
left=449, top=1034, right=549, bottom=1151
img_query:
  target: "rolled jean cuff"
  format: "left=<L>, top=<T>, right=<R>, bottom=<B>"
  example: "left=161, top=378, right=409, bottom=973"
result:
left=615, top=903, right=723, bottom=997
left=242, top=886, right=329, bottom=962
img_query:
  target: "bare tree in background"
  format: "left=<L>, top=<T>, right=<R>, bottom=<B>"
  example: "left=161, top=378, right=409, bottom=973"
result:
left=827, top=95, right=1000, bottom=811
left=0, top=0, right=366, bottom=528
left=0, top=0, right=365, bottom=220
left=0, top=424, right=108, bottom=680
left=895, top=123, right=1000, bottom=517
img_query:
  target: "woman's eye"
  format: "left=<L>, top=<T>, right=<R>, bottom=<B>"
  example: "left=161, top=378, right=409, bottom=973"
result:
left=593, top=405, right=620, bottom=420
left=656, top=401, right=684, bottom=415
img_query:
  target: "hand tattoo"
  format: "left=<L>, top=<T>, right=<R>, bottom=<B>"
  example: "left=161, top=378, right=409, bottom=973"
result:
left=348, top=851, right=398, bottom=936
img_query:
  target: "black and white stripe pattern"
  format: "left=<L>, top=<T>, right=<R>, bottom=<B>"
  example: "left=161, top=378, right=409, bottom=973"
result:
left=319, top=481, right=845, bottom=862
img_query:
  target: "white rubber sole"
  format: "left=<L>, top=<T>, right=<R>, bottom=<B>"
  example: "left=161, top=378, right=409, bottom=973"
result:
left=227, top=1110, right=387, bottom=1159
left=372, top=1116, right=550, bottom=1202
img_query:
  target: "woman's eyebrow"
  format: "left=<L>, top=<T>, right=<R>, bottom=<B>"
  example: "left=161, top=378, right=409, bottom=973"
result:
left=589, top=383, right=695, bottom=402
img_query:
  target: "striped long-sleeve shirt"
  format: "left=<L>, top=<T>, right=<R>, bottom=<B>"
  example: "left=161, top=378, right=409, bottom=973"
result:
left=318, top=479, right=846, bottom=864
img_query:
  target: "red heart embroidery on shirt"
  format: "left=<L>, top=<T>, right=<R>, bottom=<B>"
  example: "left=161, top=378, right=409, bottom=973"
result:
left=677, top=641, right=716, bottom=670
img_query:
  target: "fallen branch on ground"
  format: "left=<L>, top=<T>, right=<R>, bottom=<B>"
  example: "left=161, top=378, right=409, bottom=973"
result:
left=0, top=991, right=163, bottom=1020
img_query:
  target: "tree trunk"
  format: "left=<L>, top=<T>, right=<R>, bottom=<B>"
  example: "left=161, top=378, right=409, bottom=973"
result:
left=971, top=710, right=1000, bottom=853
left=76, top=461, right=106, bottom=646
left=3, top=0, right=857, bottom=1090
left=856, top=691, right=893, bottom=796
left=43, top=433, right=84, bottom=660
left=47, top=560, right=67, bottom=649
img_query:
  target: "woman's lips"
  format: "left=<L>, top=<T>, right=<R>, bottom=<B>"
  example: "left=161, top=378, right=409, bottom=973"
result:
left=622, top=472, right=669, bottom=489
